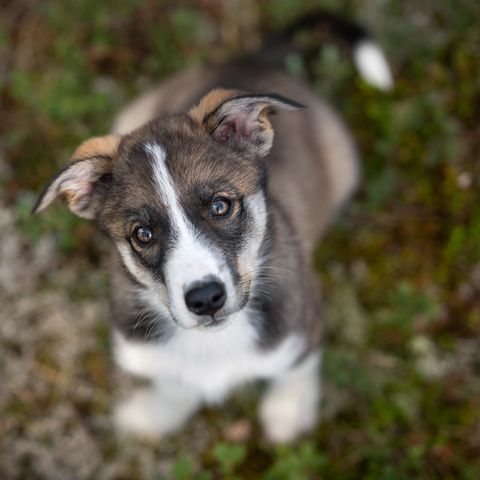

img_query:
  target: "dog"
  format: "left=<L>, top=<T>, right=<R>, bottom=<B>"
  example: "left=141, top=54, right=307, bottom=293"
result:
left=33, top=12, right=392, bottom=443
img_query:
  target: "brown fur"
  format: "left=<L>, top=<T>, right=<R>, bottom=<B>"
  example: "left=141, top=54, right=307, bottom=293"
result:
left=188, top=88, right=240, bottom=124
left=72, top=135, right=121, bottom=161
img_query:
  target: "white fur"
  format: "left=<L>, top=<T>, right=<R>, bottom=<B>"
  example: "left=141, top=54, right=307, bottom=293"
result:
left=353, top=40, right=393, bottom=91
left=260, top=350, right=322, bottom=443
left=240, top=192, right=268, bottom=277
left=146, top=143, right=187, bottom=232
left=116, top=243, right=153, bottom=288
left=114, top=381, right=201, bottom=438
left=114, top=310, right=305, bottom=403
left=146, top=143, right=235, bottom=328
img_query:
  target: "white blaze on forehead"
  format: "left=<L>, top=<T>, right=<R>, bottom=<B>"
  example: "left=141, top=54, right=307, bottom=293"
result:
left=145, top=142, right=234, bottom=328
left=146, top=143, right=190, bottom=235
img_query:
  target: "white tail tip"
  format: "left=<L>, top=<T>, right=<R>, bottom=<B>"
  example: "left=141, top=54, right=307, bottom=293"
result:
left=353, top=40, right=394, bottom=91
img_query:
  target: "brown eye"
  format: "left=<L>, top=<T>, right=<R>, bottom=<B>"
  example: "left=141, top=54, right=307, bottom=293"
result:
left=210, top=197, right=232, bottom=217
left=134, top=226, right=153, bottom=245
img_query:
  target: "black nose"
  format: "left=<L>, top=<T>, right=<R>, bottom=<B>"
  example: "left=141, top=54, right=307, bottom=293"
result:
left=185, top=281, right=226, bottom=316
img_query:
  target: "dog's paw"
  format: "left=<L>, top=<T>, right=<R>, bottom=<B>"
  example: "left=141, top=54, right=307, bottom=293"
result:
left=114, top=385, right=201, bottom=439
left=114, top=389, right=167, bottom=439
left=259, top=386, right=319, bottom=443
left=259, top=353, right=321, bottom=443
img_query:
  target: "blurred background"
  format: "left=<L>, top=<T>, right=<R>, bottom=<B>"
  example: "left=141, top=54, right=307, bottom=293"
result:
left=0, top=0, right=479, bottom=478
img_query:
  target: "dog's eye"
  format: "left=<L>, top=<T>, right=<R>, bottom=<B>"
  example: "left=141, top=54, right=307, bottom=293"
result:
left=134, top=226, right=153, bottom=244
left=210, top=197, right=232, bottom=217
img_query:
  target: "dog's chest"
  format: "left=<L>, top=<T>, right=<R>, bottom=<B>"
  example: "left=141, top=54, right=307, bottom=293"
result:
left=114, top=311, right=303, bottom=402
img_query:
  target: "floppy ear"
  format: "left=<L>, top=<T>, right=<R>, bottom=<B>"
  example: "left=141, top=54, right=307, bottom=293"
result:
left=189, top=89, right=304, bottom=157
left=32, top=135, right=121, bottom=219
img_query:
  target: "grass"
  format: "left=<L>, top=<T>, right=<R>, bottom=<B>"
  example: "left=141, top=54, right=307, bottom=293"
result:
left=1, top=0, right=479, bottom=478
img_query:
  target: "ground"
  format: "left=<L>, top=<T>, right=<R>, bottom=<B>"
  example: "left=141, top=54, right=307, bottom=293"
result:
left=1, top=0, right=479, bottom=479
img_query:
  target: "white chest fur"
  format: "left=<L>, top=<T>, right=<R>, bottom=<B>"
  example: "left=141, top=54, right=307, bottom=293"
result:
left=113, top=310, right=304, bottom=403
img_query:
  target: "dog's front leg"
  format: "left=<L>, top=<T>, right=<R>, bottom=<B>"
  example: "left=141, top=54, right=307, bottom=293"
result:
left=259, top=350, right=322, bottom=443
left=114, top=379, right=202, bottom=439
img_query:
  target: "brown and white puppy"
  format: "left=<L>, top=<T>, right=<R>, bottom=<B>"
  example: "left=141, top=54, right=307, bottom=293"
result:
left=34, top=13, right=392, bottom=442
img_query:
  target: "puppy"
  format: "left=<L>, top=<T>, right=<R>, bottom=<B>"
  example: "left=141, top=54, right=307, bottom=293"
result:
left=34, top=12, right=392, bottom=443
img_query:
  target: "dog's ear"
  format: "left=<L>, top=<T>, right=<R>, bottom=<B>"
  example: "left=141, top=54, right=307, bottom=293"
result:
left=32, top=135, right=121, bottom=219
left=189, top=89, right=304, bottom=157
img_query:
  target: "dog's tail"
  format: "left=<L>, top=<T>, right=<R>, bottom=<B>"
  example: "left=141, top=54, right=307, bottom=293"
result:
left=254, top=10, right=393, bottom=91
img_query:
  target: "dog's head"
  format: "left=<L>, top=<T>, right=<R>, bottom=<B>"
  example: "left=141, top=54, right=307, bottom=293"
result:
left=34, top=89, right=303, bottom=330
